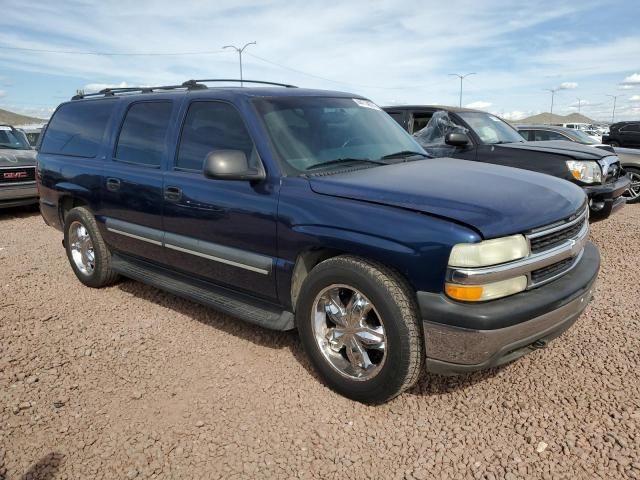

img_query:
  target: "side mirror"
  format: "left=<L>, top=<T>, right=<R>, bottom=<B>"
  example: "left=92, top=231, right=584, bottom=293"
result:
left=445, top=132, right=470, bottom=147
left=203, top=150, right=265, bottom=181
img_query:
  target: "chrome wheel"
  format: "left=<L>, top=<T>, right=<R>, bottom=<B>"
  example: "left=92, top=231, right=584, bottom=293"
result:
left=69, top=221, right=95, bottom=276
left=624, top=171, right=640, bottom=200
left=312, top=285, right=386, bottom=380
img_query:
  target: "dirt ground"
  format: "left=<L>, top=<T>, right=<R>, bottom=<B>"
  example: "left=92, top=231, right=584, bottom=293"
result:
left=1, top=205, right=639, bottom=480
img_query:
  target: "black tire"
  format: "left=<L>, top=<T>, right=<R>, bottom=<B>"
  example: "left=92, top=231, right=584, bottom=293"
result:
left=608, top=141, right=620, bottom=147
left=63, top=207, right=119, bottom=288
left=624, top=166, right=640, bottom=204
left=296, top=255, right=423, bottom=403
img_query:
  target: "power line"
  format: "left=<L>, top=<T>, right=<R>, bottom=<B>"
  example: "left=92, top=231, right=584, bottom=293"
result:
left=0, top=44, right=227, bottom=56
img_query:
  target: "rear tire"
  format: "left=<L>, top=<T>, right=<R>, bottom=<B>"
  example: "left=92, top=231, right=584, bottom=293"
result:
left=296, top=255, right=423, bottom=403
left=608, top=141, right=620, bottom=147
left=624, top=167, right=640, bottom=204
left=63, top=207, right=119, bottom=288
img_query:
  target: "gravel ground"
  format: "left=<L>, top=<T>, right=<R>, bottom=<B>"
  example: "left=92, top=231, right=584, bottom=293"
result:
left=1, top=205, right=639, bottom=480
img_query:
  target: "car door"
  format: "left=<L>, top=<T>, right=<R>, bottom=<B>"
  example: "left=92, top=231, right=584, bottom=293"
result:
left=162, top=100, right=279, bottom=301
left=623, top=123, right=640, bottom=147
left=101, top=99, right=175, bottom=264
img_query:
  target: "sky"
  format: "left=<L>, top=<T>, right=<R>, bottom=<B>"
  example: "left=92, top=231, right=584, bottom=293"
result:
left=0, top=0, right=639, bottom=123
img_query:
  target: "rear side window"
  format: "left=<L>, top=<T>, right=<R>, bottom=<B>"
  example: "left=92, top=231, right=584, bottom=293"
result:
left=176, top=101, right=255, bottom=171
left=115, top=101, right=173, bottom=167
left=532, top=130, right=567, bottom=141
left=624, top=123, right=640, bottom=133
left=518, top=130, right=532, bottom=141
left=40, top=100, right=115, bottom=158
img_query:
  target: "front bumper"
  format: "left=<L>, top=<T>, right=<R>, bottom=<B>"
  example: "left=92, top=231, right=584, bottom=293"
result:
left=584, top=175, right=630, bottom=220
left=0, top=183, right=38, bottom=208
left=418, top=242, right=600, bottom=374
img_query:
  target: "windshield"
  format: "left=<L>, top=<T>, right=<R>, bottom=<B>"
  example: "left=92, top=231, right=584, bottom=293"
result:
left=253, top=97, right=425, bottom=173
left=569, top=129, right=599, bottom=145
left=0, top=127, right=32, bottom=150
left=457, top=112, right=525, bottom=145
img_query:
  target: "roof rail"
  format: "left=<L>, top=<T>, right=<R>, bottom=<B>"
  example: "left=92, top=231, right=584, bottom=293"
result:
left=71, top=78, right=297, bottom=100
left=187, top=79, right=298, bottom=88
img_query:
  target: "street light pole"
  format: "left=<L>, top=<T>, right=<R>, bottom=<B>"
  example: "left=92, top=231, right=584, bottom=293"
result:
left=448, top=72, right=476, bottom=108
left=544, top=88, right=559, bottom=121
left=576, top=97, right=582, bottom=114
left=606, top=94, right=622, bottom=123
left=223, top=41, right=257, bottom=87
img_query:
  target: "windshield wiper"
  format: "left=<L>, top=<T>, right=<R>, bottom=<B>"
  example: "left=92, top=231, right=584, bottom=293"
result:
left=305, top=158, right=387, bottom=171
left=381, top=150, right=429, bottom=160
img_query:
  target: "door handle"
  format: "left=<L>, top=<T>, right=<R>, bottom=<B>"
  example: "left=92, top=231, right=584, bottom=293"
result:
left=164, top=186, right=182, bottom=201
left=106, top=177, right=121, bottom=192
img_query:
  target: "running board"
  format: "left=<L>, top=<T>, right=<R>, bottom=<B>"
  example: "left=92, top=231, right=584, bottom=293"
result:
left=111, top=254, right=295, bottom=331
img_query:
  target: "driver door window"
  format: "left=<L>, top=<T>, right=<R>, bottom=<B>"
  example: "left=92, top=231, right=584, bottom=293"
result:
left=176, top=101, right=256, bottom=171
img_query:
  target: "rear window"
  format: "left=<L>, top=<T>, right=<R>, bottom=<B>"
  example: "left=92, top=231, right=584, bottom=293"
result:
left=40, top=100, right=116, bottom=158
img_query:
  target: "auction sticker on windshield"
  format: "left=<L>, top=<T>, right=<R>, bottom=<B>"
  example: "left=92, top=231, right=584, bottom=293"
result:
left=353, top=98, right=381, bottom=110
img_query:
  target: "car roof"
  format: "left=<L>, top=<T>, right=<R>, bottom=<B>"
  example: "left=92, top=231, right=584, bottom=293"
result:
left=382, top=105, right=483, bottom=113
left=516, top=124, right=575, bottom=132
left=67, top=85, right=362, bottom=105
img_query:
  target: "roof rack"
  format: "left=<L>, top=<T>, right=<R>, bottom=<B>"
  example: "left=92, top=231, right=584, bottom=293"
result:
left=71, top=78, right=297, bottom=100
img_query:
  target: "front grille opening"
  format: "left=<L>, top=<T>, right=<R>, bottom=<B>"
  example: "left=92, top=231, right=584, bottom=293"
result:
left=530, top=218, right=585, bottom=254
left=0, top=167, right=36, bottom=185
left=531, top=257, right=574, bottom=284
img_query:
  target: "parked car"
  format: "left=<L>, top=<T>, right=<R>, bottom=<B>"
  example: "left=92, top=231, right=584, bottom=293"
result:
left=613, top=148, right=640, bottom=203
left=551, top=123, right=601, bottom=142
left=603, top=121, right=640, bottom=148
left=0, top=124, right=38, bottom=209
left=516, top=125, right=640, bottom=203
left=18, top=125, right=44, bottom=147
left=37, top=81, right=600, bottom=403
left=384, top=106, right=630, bottom=220
left=517, top=124, right=604, bottom=146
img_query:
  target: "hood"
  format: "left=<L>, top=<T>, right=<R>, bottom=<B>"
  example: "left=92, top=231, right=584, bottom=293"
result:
left=0, top=148, right=36, bottom=167
left=496, top=141, right=611, bottom=160
left=309, top=159, right=586, bottom=239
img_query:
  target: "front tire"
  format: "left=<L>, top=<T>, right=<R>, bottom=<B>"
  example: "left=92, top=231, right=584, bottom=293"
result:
left=64, top=207, right=119, bottom=288
left=296, top=255, right=423, bottom=403
left=624, top=167, right=640, bottom=204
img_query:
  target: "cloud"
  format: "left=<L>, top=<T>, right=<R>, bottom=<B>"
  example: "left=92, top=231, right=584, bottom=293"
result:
left=83, top=81, right=130, bottom=92
left=465, top=101, right=492, bottom=109
left=0, top=90, right=5, bottom=98
left=559, top=82, right=578, bottom=90
left=619, top=85, right=634, bottom=90
left=621, top=73, right=640, bottom=85
left=630, top=95, right=640, bottom=102
left=499, top=111, right=530, bottom=121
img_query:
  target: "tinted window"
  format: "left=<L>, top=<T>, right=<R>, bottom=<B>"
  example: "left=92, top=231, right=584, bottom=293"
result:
left=176, top=101, right=255, bottom=171
left=115, top=102, right=172, bottom=167
left=518, top=130, right=532, bottom=141
left=624, top=123, right=640, bottom=133
left=532, top=130, right=567, bottom=142
left=386, top=111, right=405, bottom=126
left=40, top=100, right=115, bottom=157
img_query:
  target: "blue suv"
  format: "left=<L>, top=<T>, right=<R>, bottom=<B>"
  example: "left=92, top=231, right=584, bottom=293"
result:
left=37, top=80, right=600, bottom=403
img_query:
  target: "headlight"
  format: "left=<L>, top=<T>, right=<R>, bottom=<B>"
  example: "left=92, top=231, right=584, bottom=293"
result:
left=446, top=235, right=530, bottom=302
left=448, top=234, right=529, bottom=268
left=445, top=276, right=528, bottom=302
left=566, top=160, right=602, bottom=184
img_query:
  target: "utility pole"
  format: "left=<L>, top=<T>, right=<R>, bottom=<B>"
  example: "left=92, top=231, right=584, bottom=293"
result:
left=606, top=94, right=622, bottom=123
left=544, top=88, right=560, bottom=122
left=576, top=97, right=583, bottom=114
left=448, top=72, right=476, bottom=108
left=223, top=41, right=257, bottom=87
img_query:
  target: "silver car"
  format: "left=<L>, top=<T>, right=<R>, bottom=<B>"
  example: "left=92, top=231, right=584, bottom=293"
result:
left=0, top=125, right=38, bottom=209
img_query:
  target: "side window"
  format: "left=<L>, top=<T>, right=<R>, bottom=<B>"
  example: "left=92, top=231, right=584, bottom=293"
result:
left=386, top=111, right=405, bottom=128
left=625, top=124, right=640, bottom=133
left=115, top=101, right=173, bottom=167
left=40, top=100, right=116, bottom=157
left=176, top=101, right=255, bottom=171
left=518, top=130, right=532, bottom=141
left=533, top=130, right=566, bottom=141
left=411, top=112, right=433, bottom=133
